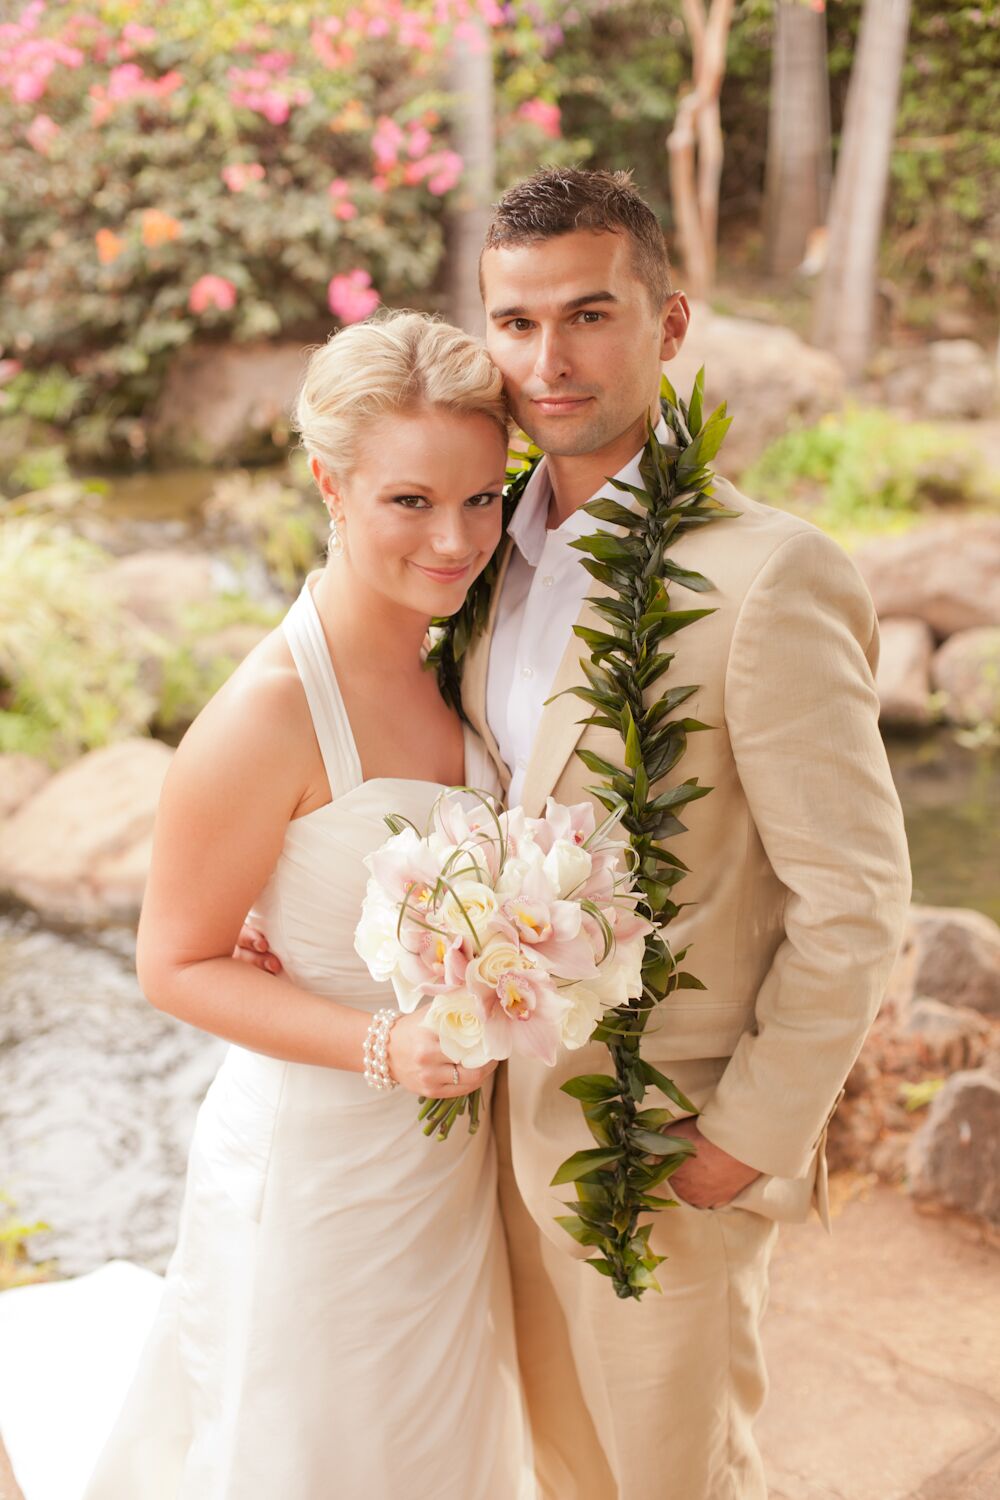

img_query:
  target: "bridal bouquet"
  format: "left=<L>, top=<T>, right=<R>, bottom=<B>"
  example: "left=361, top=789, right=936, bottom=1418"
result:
left=354, top=792, right=652, bottom=1138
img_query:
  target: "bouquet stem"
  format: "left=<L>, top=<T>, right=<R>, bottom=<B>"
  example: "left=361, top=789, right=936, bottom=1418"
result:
left=418, top=1087, right=483, bottom=1140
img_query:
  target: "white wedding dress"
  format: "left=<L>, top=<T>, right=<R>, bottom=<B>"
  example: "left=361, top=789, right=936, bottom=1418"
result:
left=78, top=582, right=528, bottom=1500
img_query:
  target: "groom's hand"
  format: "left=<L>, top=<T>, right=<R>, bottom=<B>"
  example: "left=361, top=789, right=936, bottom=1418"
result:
left=667, top=1118, right=761, bottom=1209
left=233, top=922, right=283, bottom=976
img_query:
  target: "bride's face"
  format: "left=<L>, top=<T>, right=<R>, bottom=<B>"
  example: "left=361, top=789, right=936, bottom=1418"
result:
left=315, top=405, right=507, bottom=619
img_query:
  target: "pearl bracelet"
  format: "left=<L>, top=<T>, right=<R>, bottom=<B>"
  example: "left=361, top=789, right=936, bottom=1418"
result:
left=363, top=1007, right=401, bottom=1091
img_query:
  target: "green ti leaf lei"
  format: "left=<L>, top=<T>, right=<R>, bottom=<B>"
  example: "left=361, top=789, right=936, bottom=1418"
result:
left=430, top=370, right=738, bottom=1300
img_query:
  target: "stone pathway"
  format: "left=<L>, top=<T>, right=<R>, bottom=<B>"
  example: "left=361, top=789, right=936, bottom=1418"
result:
left=2, top=1181, right=996, bottom=1500
left=760, top=1180, right=1000, bottom=1500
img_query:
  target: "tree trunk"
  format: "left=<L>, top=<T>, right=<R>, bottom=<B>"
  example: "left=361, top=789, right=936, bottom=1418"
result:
left=667, top=0, right=734, bottom=299
left=447, top=21, right=495, bottom=336
left=812, top=0, right=911, bottom=378
left=764, top=0, right=831, bottom=277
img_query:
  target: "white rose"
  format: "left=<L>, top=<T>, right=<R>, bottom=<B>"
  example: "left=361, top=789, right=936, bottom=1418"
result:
left=439, top=881, right=499, bottom=943
left=590, top=934, right=646, bottom=1007
left=559, top=983, right=605, bottom=1050
left=354, top=885, right=402, bottom=981
left=543, top=839, right=593, bottom=899
left=466, top=935, right=536, bottom=994
left=423, top=991, right=491, bottom=1068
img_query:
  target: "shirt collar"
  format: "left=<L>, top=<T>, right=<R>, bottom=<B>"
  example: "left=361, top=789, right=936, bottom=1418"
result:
left=507, top=414, right=672, bottom=566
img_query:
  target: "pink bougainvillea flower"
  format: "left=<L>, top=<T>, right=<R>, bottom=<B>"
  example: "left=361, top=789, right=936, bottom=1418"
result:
left=327, top=177, right=358, bottom=219
left=406, top=124, right=433, bottom=159
left=221, top=161, right=266, bottom=193
left=0, top=359, right=23, bottom=385
left=95, top=227, right=125, bottom=264
left=372, top=114, right=405, bottom=171
left=327, top=269, right=380, bottom=324
left=141, top=208, right=182, bottom=248
left=25, top=113, right=59, bottom=153
left=188, top=275, right=238, bottom=315
left=404, top=150, right=463, bottom=196
left=517, top=98, right=561, bottom=139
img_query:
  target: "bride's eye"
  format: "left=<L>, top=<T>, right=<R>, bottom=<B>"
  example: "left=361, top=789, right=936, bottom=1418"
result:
left=392, top=494, right=430, bottom=509
left=466, top=491, right=501, bottom=508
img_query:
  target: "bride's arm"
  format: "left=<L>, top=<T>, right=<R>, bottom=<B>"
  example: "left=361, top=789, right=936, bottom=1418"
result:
left=136, top=663, right=490, bottom=1098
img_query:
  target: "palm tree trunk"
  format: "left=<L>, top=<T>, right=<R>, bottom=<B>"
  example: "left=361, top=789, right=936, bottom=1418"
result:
left=764, top=0, right=831, bottom=277
left=448, top=22, right=495, bottom=335
left=812, top=0, right=911, bottom=378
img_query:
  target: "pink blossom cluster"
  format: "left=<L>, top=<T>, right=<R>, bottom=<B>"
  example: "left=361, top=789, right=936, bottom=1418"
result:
left=327, top=269, right=380, bottom=324
left=188, top=275, right=237, bottom=315
left=355, top=795, right=651, bottom=1068
left=517, top=98, right=562, bottom=139
left=227, top=62, right=312, bottom=126
left=88, top=62, right=183, bottom=123
left=371, top=115, right=464, bottom=197
left=222, top=161, right=266, bottom=193
left=0, top=3, right=83, bottom=104
left=328, top=178, right=358, bottom=221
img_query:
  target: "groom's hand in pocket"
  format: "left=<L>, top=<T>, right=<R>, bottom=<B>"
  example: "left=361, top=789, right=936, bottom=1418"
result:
left=233, top=922, right=283, bottom=976
left=667, top=1118, right=761, bottom=1209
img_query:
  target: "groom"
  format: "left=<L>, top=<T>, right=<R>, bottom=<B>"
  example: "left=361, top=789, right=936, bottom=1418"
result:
left=247, top=169, right=911, bottom=1498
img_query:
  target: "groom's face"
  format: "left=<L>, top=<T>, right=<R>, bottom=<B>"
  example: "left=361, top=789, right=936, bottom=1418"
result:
left=481, top=229, right=685, bottom=459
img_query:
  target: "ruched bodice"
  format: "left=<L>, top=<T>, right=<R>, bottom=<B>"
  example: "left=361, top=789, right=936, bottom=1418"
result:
left=83, top=581, right=526, bottom=1500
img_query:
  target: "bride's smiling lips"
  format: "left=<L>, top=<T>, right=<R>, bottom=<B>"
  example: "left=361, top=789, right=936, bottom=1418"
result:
left=409, top=559, right=477, bottom=584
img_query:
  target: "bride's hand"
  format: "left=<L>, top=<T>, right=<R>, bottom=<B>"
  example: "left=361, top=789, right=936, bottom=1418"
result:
left=388, top=1011, right=496, bottom=1098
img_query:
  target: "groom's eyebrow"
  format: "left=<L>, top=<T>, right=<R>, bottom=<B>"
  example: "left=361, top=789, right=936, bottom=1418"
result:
left=488, top=290, right=618, bottom=321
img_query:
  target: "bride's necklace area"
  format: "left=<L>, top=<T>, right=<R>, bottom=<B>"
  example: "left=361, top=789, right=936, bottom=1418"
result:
left=431, top=371, right=738, bottom=1300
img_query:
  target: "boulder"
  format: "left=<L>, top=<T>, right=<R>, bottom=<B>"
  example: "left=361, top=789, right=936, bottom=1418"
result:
left=898, top=998, right=990, bottom=1071
left=907, top=1069, right=1000, bottom=1223
left=875, top=617, right=934, bottom=728
left=930, top=627, right=1000, bottom=728
left=101, top=549, right=220, bottom=637
left=855, top=518, right=1000, bottom=638
left=0, top=739, right=172, bottom=924
left=0, top=754, right=51, bottom=822
left=887, top=905, right=1000, bottom=1018
left=665, top=305, right=845, bottom=475
left=150, top=342, right=308, bottom=465
left=881, top=339, right=998, bottom=421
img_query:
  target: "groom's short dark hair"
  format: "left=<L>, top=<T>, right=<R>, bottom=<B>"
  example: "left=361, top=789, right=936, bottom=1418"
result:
left=481, top=167, right=673, bottom=310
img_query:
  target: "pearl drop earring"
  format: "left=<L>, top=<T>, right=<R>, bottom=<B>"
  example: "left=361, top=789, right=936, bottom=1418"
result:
left=328, top=513, right=344, bottom=557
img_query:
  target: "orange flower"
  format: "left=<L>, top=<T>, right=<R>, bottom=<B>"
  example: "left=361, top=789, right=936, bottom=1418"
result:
left=96, top=228, right=125, bottom=264
left=141, top=209, right=182, bottom=248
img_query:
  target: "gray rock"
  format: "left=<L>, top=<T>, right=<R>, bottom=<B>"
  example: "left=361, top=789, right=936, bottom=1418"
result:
left=855, top=518, right=1000, bottom=638
left=100, top=548, right=221, bottom=637
left=881, top=339, right=998, bottom=421
left=899, top=997, right=990, bottom=1070
left=0, top=739, right=172, bottom=925
left=907, top=1069, right=1000, bottom=1223
left=665, top=304, right=845, bottom=474
left=887, top=905, right=1000, bottom=1018
left=150, top=341, right=307, bottom=465
left=875, top=617, right=934, bottom=728
left=931, top=627, right=1000, bottom=729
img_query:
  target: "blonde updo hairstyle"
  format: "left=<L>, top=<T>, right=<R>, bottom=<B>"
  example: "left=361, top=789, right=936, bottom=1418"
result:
left=294, top=309, right=509, bottom=491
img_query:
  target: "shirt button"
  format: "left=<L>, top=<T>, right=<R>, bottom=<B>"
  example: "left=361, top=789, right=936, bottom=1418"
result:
left=521, top=665, right=534, bottom=680
left=541, top=574, right=554, bottom=588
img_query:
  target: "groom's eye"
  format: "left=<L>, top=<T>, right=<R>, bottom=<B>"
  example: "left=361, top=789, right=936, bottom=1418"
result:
left=577, top=310, right=605, bottom=324
left=506, top=318, right=533, bottom=333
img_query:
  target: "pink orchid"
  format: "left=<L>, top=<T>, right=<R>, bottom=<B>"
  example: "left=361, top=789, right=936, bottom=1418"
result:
left=542, top=798, right=596, bottom=849
left=188, top=275, right=237, bottom=315
left=483, top=972, right=570, bottom=1064
left=327, top=269, right=380, bottom=324
left=397, top=930, right=469, bottom=999
left=366, top=832, right=441, bottom=909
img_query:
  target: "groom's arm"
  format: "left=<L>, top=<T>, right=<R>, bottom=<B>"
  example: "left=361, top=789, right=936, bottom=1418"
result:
left=693, top=526, right=911, bottom=1183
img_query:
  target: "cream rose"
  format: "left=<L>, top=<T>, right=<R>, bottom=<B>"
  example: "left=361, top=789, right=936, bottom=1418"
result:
left=423, top=992, right=490, bottom=1068
left=466, top=935, right=536, bottom=995
left=543, top=839, right=593, bottom=899
left=438, top=881, right=499, bottom=943
left=559, top=983, right=605, bottom=1050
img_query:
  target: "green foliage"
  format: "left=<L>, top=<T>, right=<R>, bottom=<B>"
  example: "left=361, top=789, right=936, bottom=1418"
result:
left=900, top=1077, right=946, bottom=1113
left=203, top=466, right=326, bottom=593
left=155, top=593, right=283, bottom=736
left=743, top=407, right=1000, bottom=541
left=0, top=518, right=156, bottom=763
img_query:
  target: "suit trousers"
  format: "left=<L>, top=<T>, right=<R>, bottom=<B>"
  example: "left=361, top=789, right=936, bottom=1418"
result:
left=494, top=1069, right=779, bottom=1500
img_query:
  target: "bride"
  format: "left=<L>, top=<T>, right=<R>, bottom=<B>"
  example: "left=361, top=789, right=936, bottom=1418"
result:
left=82, top=311, right=528, bottom=1499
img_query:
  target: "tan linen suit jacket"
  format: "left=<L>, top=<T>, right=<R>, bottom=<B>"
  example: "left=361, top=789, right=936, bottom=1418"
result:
left=463, top=474, right=912, bottom=1240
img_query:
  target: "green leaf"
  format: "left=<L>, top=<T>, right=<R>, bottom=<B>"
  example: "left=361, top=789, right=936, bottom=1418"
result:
left=631, top=1126, right=690, bottom=1156
left=640, top=1061, right=697, bottom=1114
left=623, top=706, right=642, bottom=770
left=550, top=1147, right=624, bottom=1186
left=554, top=1215, right=607, bottom=1248
left=660, top=560, right=715, bottom=594
left=687, top=367, right=705, bottom=435
left=560, top=1080, right=620, bottom=1104
left=584, top=497, right=644, bottom=529
left=577, top=747, right=625, bottom=780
